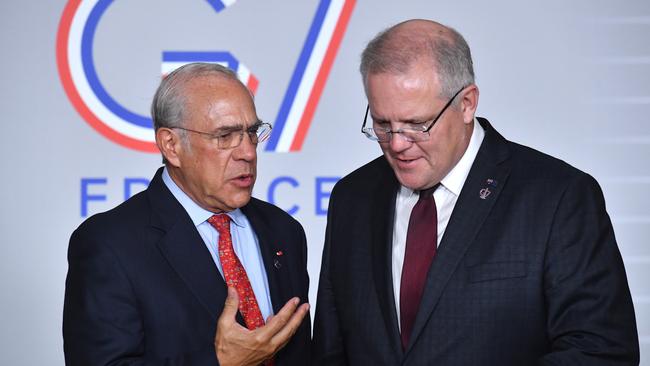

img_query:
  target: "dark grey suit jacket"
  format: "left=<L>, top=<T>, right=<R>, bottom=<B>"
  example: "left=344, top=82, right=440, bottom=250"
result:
left=313, top=118, right=639, bottom=365
left=63, top=168, right=310, bottom=365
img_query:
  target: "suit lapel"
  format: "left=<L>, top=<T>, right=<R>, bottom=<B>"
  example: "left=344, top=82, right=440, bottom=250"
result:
left=370, top=159, right=404, bottom=358
left=242, top=201, right=294, bottom=314
left=147, top=168, right=227, bottom=322
left=405, top=119, right=512, bottom=354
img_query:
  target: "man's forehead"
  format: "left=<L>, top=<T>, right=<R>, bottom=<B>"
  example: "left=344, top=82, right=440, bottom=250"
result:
left=369, top=59, right=439, bottom=82
left=367, top=70, right=439, bottom=100
left=184, top=74, right=244, bottom=96
left=183, top=79, right=256, bottom=124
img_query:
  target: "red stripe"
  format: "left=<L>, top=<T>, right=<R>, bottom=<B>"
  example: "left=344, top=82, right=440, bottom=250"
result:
left=247, top=74, right=259, bottom=95
left=56, top=0, right=158, bottom=153
left=290, top=0, right=355, bottom=152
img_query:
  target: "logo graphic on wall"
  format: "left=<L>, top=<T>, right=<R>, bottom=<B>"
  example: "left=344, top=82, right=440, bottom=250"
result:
left=56, top=0, right=355, bottom=153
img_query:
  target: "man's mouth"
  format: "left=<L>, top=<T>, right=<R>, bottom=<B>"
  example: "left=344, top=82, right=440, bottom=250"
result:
left=231, top=174, right=254, bottom=188
left=394, top=157, right=419, bottom=168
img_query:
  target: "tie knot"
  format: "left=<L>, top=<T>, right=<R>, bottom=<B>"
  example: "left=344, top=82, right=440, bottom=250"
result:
left=207, top=214, right=230, bottom=234
left=418, top=184, right=438, bottom=201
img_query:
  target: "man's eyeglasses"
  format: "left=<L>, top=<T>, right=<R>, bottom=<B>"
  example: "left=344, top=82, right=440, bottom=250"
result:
left=172, top=121, right=272, bottom=149
left=361, top=86, right=465, bottom=143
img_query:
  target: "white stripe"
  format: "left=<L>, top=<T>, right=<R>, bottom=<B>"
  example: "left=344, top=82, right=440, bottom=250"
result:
left=611, top=216, right=650, bottom=224
left=589, top=96, right=650, bottom=105
left=587, top=16, right=650, bottom=24
left=161, top=61, right=251, bottom=90
left=275, top=0, right=344, bottom=152
left=591, top=136, right=650, bottom=144
left=623, top=256, right=650, bottom=264
left=632, top=295, right=650, bottom=304
left=161, top=61, right=229, bottom=76
left=602, top=176, right=650, bottom=183
left=236, top=63, right=252, bottom=88
left=221, top=0, right=237, bottom=8
left=68, top=0, right=153, bottom=142
left=591, top=56, right=650, bottom=65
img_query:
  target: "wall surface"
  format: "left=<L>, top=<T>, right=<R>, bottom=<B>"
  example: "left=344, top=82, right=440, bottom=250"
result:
left=0, top=0, right=648, bottom=364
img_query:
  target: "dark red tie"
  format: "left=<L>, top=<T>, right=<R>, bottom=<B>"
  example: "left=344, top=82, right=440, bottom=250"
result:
left=208, top=214, right=274, bottom=366
left=400, top=186, right=438, bottom=349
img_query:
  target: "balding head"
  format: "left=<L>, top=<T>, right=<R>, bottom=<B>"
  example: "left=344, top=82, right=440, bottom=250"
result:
left=360, top=19, right=475, bottom=99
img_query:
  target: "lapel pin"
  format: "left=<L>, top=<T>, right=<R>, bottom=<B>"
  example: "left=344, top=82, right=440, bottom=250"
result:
left=274, top=250, right=283, bottom=269
left=479, top=187, right=491, bottom=200
left=486, top=178, right=498, bottom=187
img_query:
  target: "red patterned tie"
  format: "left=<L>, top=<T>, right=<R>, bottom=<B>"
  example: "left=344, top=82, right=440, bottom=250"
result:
left=208, top=214, right=274, bottom=365
left=400, top=186, right=438, bottom=350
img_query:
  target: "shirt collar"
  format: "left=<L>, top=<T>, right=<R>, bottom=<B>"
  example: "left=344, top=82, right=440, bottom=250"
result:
left=162, top=167, right=247, bottom=228
left=440, top=117, right=485, bottom=196
left=399, top=117, right=485, bottom=197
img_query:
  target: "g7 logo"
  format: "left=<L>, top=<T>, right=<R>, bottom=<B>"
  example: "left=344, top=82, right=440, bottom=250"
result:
left=57, top=0, right=355, bottom=152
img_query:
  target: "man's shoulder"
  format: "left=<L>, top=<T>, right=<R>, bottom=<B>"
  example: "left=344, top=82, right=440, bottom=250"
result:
left=246, top=197, right=303, bottom=228
left=334, top=156, right=392, bottom=192
left=72, top=189, right=153, bottom=245
left=479, top=117, right=582, bottom=179
left=477, top=118, right=586, bottom=182
left=506, top=139, right=590, bottom=182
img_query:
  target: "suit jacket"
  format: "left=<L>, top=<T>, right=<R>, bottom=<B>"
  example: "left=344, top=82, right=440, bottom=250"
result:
left=63, top=168, right=310, bottom=365
left=312, top=118, right=639, bottom=365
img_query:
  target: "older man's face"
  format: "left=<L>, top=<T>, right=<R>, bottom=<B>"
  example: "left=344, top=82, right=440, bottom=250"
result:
left=172, top=76, right=258, bottom=212
left=366, top=62, right=473, bottom=190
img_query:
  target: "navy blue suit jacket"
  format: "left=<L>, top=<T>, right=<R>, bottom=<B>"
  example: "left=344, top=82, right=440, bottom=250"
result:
left=63, top=168, right=310, bottom=365
left=313, top=118, right=639, bottom=365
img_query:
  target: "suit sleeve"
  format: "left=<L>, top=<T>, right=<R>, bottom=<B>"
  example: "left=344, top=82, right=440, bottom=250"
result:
left=297, top=220, right=313, bottom=360
left=539, top=173, right=639, bottom=365
left=312, top=189, right=348, bottom=366
left=63, top=225, right=219, bottom=366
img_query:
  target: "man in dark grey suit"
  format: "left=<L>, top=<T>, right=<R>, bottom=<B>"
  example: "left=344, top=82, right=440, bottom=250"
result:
left=312, top=19, right=639, bottom=365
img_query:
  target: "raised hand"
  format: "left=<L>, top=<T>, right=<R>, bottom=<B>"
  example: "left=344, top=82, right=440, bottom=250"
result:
left=215, top=287, right=310, bottom=366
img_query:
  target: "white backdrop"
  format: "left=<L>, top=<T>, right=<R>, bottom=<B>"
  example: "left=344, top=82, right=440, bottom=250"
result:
left=1, top=0, right=648, bottom=364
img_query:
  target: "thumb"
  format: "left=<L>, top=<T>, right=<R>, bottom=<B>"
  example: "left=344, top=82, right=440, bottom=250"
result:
left=220, top=287, right=240, bottom=321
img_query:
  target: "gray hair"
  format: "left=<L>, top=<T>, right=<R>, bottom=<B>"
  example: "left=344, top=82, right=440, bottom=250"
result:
left=360, top=20, right=475, bottom=100
left=151, top=62, right=240, bottom=131
left=151, top=62, right=241, bottom=163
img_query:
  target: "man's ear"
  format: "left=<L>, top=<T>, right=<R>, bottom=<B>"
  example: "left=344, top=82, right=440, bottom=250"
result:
left=156, top=128, right=183, bottom=167
left=460, top=84, right=479, bottom=124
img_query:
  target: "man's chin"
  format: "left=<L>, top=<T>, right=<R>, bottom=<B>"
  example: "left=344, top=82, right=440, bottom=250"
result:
left=395, top=174, right=425, bottom=191
left=230, top=193, right=253, bottom=210
left=207, top=191, right=252, bottom=213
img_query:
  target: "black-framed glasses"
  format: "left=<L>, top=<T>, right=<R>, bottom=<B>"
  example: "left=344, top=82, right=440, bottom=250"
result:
left=172, top=121, right=272, bottom=149
left=361, top=86, right=466, bottom=143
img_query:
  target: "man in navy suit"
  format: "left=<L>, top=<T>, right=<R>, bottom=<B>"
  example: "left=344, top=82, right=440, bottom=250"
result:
left=64, top=63, right=310, bottom=365
left=313, top=19, right=639, bottom=365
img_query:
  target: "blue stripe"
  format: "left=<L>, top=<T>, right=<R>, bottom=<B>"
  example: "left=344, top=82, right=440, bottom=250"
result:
left=206, top=0, right=226, bottom=13
left=81, top=0, right=152, bottom=128
left=265, top=0, right=331, bottom=151
left=80, top=1, right=229, bottom=130
left=163, top=51, right=239, bottom=71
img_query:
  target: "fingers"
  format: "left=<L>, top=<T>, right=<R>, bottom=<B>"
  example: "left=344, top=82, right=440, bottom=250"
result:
left=219, top=287, right=240, bottom=325
left=270, top=303, right=310, bottom=346
left=261, top=297, right=300, bottom=335
left=215, top=295, right=309, bottom=365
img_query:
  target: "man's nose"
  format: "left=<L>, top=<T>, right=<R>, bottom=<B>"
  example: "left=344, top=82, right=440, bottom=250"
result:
left=234, top=132, right=257, bottom=161
left=388, top=133, right=412, bottom=153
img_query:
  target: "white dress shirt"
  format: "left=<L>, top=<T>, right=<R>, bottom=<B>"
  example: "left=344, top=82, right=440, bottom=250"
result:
left=392, top=119, right=485, bottom=328
left=162, top=168, right=274, bottom=320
